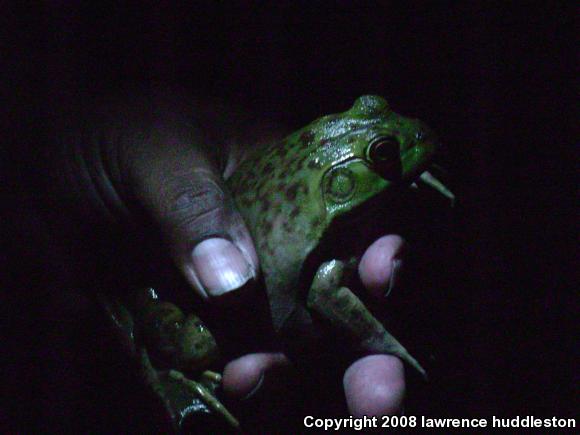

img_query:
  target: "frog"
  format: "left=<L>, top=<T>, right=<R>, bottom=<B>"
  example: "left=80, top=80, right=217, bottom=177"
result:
left=100, top=95, right=452, bottom=431
left=226, top=95, right=454, bottom=377
left=100, top=287, right=240, bottom=431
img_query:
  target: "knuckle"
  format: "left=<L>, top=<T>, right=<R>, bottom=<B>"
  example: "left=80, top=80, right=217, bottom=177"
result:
left=159, top=175, right=231, bottom=241
left=172, top=203, right=226, bottom=237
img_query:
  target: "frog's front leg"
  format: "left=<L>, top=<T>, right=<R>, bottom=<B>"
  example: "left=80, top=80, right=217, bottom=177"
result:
left=168, top=370, right=240, bottom=429
left=200, top=370, right=222, bottom=392
left=307, top=260, right=427, bottom=378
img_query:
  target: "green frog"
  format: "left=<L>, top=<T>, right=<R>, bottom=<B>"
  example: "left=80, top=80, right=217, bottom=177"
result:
left=100, top=288, right=240, bottom=430
left=101, top=95, right=452, bottom=430
left=227, top=95, right=454, bottom=377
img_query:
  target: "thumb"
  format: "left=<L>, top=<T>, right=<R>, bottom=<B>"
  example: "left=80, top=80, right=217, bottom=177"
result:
left=129, top=129, right=258, bottom=300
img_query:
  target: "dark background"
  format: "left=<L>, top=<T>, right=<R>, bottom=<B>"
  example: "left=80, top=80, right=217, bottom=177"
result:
left=2, top=1, right=576, bottom=433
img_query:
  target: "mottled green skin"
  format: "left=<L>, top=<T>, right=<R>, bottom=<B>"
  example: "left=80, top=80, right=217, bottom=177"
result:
left=133, top=287, right=219, bottom=372
left=101, top=289, right=239, bottom=429
left=227, top=96, right=439, bottom=374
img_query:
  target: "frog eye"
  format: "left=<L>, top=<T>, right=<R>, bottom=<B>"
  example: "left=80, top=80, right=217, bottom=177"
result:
left=367, top=136, right=400, bottom=163
left=367, top=136, right=402, bottom=181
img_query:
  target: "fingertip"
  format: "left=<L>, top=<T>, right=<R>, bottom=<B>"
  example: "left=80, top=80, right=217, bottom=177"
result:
left=223, top=353, right=288, bottom=399
left=189, top=237, right=254, bottom=297
left=359, top=235, right=406, bottom=298
left=343, top=355, right=406, bottom=417
left=181, top=262, right=210, bottom=300
left=231, top=224, right=260, bottom=278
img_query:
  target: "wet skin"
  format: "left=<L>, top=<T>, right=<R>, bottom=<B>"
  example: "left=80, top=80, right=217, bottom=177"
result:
left=227, top=95, right=453, bottom=376
left=101, top=287, right=241, bottom=429
left=102, top=96, right=453, bottom=427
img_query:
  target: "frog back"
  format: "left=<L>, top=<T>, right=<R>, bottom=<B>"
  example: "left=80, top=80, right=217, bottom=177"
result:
left=227, top=129, right=328, bottom=330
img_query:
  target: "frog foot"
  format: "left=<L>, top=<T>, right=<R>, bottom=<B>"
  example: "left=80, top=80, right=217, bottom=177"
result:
left=307, top=260, right=427, bottom=379
left=168, top=370, right=240, bottom=429
left=199, top=370, right=222, bottom=392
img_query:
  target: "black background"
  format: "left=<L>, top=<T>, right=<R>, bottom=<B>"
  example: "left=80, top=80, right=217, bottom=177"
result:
left=2, top=1, right=576, bottom=433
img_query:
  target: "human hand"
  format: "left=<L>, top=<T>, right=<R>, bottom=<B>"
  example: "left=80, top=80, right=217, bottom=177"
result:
left=223, top=235, right=408, bottom=416
left=54, top=94, right=407, bottom=416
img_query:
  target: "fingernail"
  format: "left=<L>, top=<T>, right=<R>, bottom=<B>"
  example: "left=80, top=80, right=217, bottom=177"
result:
left=386, top=259, right=402, bottom=297
left=192, top=238, right=254, bottom=297
left=241, top=373, right=265, bottom=401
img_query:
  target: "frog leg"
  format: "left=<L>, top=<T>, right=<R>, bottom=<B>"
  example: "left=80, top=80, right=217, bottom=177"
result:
left=307, top=259, right=427, bottom=379
left=168, top=370, right=240, bottom=429
left=200, top=370, right=222, bottom=393
left=140, top=351, right=238, bottom=430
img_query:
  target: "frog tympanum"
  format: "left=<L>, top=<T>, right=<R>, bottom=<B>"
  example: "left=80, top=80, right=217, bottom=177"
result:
left=101, top=96, right=453, bottom=431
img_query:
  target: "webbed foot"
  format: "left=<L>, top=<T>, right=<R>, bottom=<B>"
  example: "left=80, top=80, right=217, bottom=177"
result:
left=307, top=259, right=426, bottom=378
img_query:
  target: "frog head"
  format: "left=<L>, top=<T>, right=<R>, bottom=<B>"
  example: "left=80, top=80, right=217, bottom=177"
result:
left=311, top=95, right=439, bottom=223
left=228, top=95, right=451, bottom=333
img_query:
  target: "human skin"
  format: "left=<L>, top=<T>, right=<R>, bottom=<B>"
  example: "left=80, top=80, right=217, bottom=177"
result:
left=50, top=92, right=407, bottom=417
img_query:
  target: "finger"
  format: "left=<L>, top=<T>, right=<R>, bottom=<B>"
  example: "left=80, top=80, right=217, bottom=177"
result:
left=358, top=235, right=406, bottom=299
left=222, top=353, right=290, bottom=400
left=129, top=130, right=258, bottom=299
left=343, top=354, right=405, bottom=417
